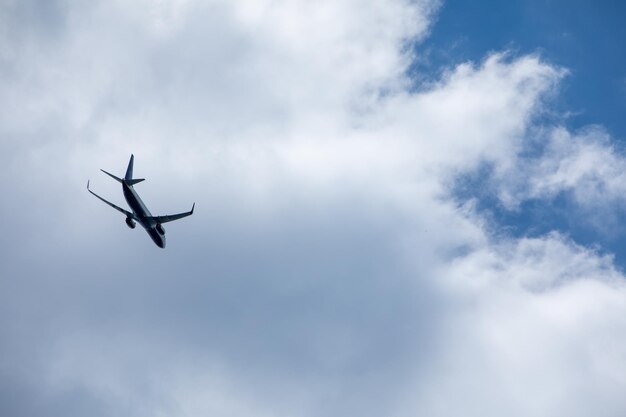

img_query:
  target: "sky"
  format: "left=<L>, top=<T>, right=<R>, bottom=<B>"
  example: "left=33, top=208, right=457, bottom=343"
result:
left=417, top=0, right=626, bottom=138
left=1, top=1, right=626, bottom=416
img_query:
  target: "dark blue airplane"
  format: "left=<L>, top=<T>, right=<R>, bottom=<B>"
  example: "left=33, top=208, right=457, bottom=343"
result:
left=88, top=155, right=194, bottom=248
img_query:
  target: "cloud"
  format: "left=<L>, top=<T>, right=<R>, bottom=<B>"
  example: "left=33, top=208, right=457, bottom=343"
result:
left=504, top=126, right=626, bottom=205
left=1, top=1, right=626, bottom=417
left=413, top=233, right=626, bottom=417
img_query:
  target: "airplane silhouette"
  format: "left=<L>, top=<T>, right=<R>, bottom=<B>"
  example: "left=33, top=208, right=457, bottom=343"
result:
left=88, top=155, right=194, bottom=248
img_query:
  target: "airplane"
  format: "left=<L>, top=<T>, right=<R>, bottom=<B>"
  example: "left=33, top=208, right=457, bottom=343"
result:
left=87, top=154, right=194, bottom=248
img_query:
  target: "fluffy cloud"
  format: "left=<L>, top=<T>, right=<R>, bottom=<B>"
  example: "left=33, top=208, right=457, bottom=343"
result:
left=1, top=1, right=626, bottom=417
left=501, top=126, right=626, bottom=206
left=413, top=234, right=626, bottom=417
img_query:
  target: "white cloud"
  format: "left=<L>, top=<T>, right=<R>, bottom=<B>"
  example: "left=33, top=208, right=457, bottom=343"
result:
left=503, top=126, right=626, bottom=205
left=412, top=233, right=626, bottom=417
left=1, top=1, right=626, bottom=417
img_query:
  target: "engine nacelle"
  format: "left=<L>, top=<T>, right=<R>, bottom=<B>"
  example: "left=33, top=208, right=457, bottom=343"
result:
left=156, top=223, right=165, bottom=235
left=125, top=217, right=136, bottom=229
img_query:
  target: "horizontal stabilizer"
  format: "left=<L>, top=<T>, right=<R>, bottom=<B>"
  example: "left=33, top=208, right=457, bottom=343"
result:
left=126, top=178, right=145, bottom=185
left=101, top=169, right=123, bottom=183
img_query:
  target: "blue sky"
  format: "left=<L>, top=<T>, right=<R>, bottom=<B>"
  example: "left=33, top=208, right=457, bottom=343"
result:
left=419, top=0, right=626, bottom=138
left=418, top=0, right=626, bottom=264
left=2, top=1, right=626, bottom=416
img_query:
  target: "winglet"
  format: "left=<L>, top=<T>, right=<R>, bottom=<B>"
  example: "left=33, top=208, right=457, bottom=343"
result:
left=87, top=180, right=90, bottom=190
left=191, top=203, right=195, bottom=214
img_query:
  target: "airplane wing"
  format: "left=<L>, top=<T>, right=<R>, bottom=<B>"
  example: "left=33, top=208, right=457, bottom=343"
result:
left=87, top=181, right=134, bottom=218
left=150, top=203, right=195, bottom=224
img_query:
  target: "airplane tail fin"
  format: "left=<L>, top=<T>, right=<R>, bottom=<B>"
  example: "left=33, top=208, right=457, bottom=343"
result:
left=100, top=154, right=145, bottom=185
left=125, top=154, right=135, bottom=181
left=123, top=154, right=145, bottom=185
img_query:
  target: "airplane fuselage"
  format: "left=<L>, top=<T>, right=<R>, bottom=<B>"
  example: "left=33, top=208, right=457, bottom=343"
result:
left=122, top=182, right=166, bottom=248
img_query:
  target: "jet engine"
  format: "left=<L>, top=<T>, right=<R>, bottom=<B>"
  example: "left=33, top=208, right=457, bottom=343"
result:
left=125, top=217, right=136, bottom=229
left=156, top=223, right=165, bottom=235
